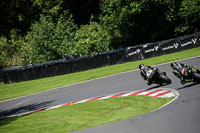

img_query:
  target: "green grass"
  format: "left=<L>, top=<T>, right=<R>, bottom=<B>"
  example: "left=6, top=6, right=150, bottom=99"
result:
left=0, top=96, right=173, bottom=133
left=0, top=47, right=200, bottom=101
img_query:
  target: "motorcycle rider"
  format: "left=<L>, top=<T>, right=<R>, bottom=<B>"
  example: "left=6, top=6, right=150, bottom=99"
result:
left=170, top=62, right=198, bottom=84
left=139, top=64, right=156, bottom=85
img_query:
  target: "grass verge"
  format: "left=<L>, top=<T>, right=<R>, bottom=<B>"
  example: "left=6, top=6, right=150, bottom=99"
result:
left=0, top=47, right=200, bottom=101
left=0, top=95, right=173, bottom=133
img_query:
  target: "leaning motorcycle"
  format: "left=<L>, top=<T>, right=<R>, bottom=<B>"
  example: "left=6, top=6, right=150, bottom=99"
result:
left=144, top=68, right=171, bottom=85
left=171, top=63, right=200, bottom=84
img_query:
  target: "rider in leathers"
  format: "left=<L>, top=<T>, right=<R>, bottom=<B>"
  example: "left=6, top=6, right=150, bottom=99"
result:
left=139, top=64, right=155, bottom=85
left=170, top=62, right=198, bottom=84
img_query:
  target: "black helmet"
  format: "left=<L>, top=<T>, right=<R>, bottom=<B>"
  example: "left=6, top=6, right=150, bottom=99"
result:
left=139, top=64, right=144, bottom=69
left=170, top=63, right=173, bottom=68
left=171, top=62, right=176, bottom=68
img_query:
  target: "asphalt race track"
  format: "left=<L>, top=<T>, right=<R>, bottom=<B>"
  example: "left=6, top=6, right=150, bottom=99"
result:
left=1, top=57, right=200, bottom=133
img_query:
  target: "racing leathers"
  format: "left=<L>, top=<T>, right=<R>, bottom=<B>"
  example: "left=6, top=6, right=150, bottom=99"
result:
left=140, top=66, right=155, bottom=85
left=171, top=62, right=195, bottom=84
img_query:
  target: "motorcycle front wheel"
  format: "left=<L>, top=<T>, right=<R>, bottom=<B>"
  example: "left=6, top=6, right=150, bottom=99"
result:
left=192, top=72, right=200, bottom=82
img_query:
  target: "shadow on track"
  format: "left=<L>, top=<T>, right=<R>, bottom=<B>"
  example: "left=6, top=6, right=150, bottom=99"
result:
left=146, top=83, right=171, bottom=90
left=146, top=85, right=161, bottom=90
left=0, top=100, right=54, bottom=126
left=176, top=82, right=200, bottom=90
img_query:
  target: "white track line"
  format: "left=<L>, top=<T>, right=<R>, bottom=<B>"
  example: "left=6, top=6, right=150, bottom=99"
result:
left=1, top=56, right=198, bottom=103
left=0, top=88, right=179, bottom=119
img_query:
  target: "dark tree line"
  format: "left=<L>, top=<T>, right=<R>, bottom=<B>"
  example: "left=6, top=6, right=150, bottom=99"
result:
left=0, top=0, right=200, bottom=68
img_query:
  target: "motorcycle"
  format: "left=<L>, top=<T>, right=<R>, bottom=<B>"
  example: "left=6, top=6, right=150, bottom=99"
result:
left=144, top=67, right=171, bottom=85
left=171, top=62, right=200, bottom=84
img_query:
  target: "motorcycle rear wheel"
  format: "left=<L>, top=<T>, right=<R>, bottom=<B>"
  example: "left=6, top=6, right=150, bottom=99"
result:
left=158, top=75, right=172, bottom=85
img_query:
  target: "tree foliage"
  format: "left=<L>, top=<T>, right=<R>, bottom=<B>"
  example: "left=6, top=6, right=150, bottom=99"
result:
left=0, top=30, right=26, bottom=68
left=0, top=0, right=199, bottom=68
left=73, top=22, right=111, bottom=56
left=0, top=0, right=41, bottom=37
left=99, top=0, right=181, bottom=48
left=26, top=12, right=77, bottom=64
left=175, top=0, right=200, bottom=35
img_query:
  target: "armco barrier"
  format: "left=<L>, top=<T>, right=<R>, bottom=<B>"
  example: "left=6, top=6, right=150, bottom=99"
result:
left=198, top=32, right=200, bottom=44
left=109, top=49, right=126, bottom=65
left=0, top=69, right=3, bottom=82
left=179, top=34, right=198, bottom=50
left=0, top=32, right=200, bottom=84
left=160, top=38, right=179, bottom=55
left=141, top=42, right=161, bottom=59
left=124, top=46, right=144, bottom=61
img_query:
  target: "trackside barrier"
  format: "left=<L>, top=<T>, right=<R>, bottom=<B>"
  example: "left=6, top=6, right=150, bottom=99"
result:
left=1, top=32, right=200, bottom=84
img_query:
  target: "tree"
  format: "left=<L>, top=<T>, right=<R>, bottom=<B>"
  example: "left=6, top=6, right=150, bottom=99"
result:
left=0, top=30, right=26, bottom=68
left=63, top=0, right=101, bottom=26
left=99, top=0, right=185, bottom=48
left=0, top=0, right=41, bottom=38
left=26, top=11, right=77, bottom=64
left=175, top=0, right=200, bottom=35
left=100, top=0, right=163, bottom=48
left=73, top=22, right=111, bottom=56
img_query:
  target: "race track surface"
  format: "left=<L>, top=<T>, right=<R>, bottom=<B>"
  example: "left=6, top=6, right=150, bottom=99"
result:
left=1, top=57, right=200, bottom=133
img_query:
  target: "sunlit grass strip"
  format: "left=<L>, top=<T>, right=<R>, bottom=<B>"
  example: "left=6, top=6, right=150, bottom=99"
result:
left=0, top=47, right=199, bottom=101
left=0, top=95, right=173, bottom=133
